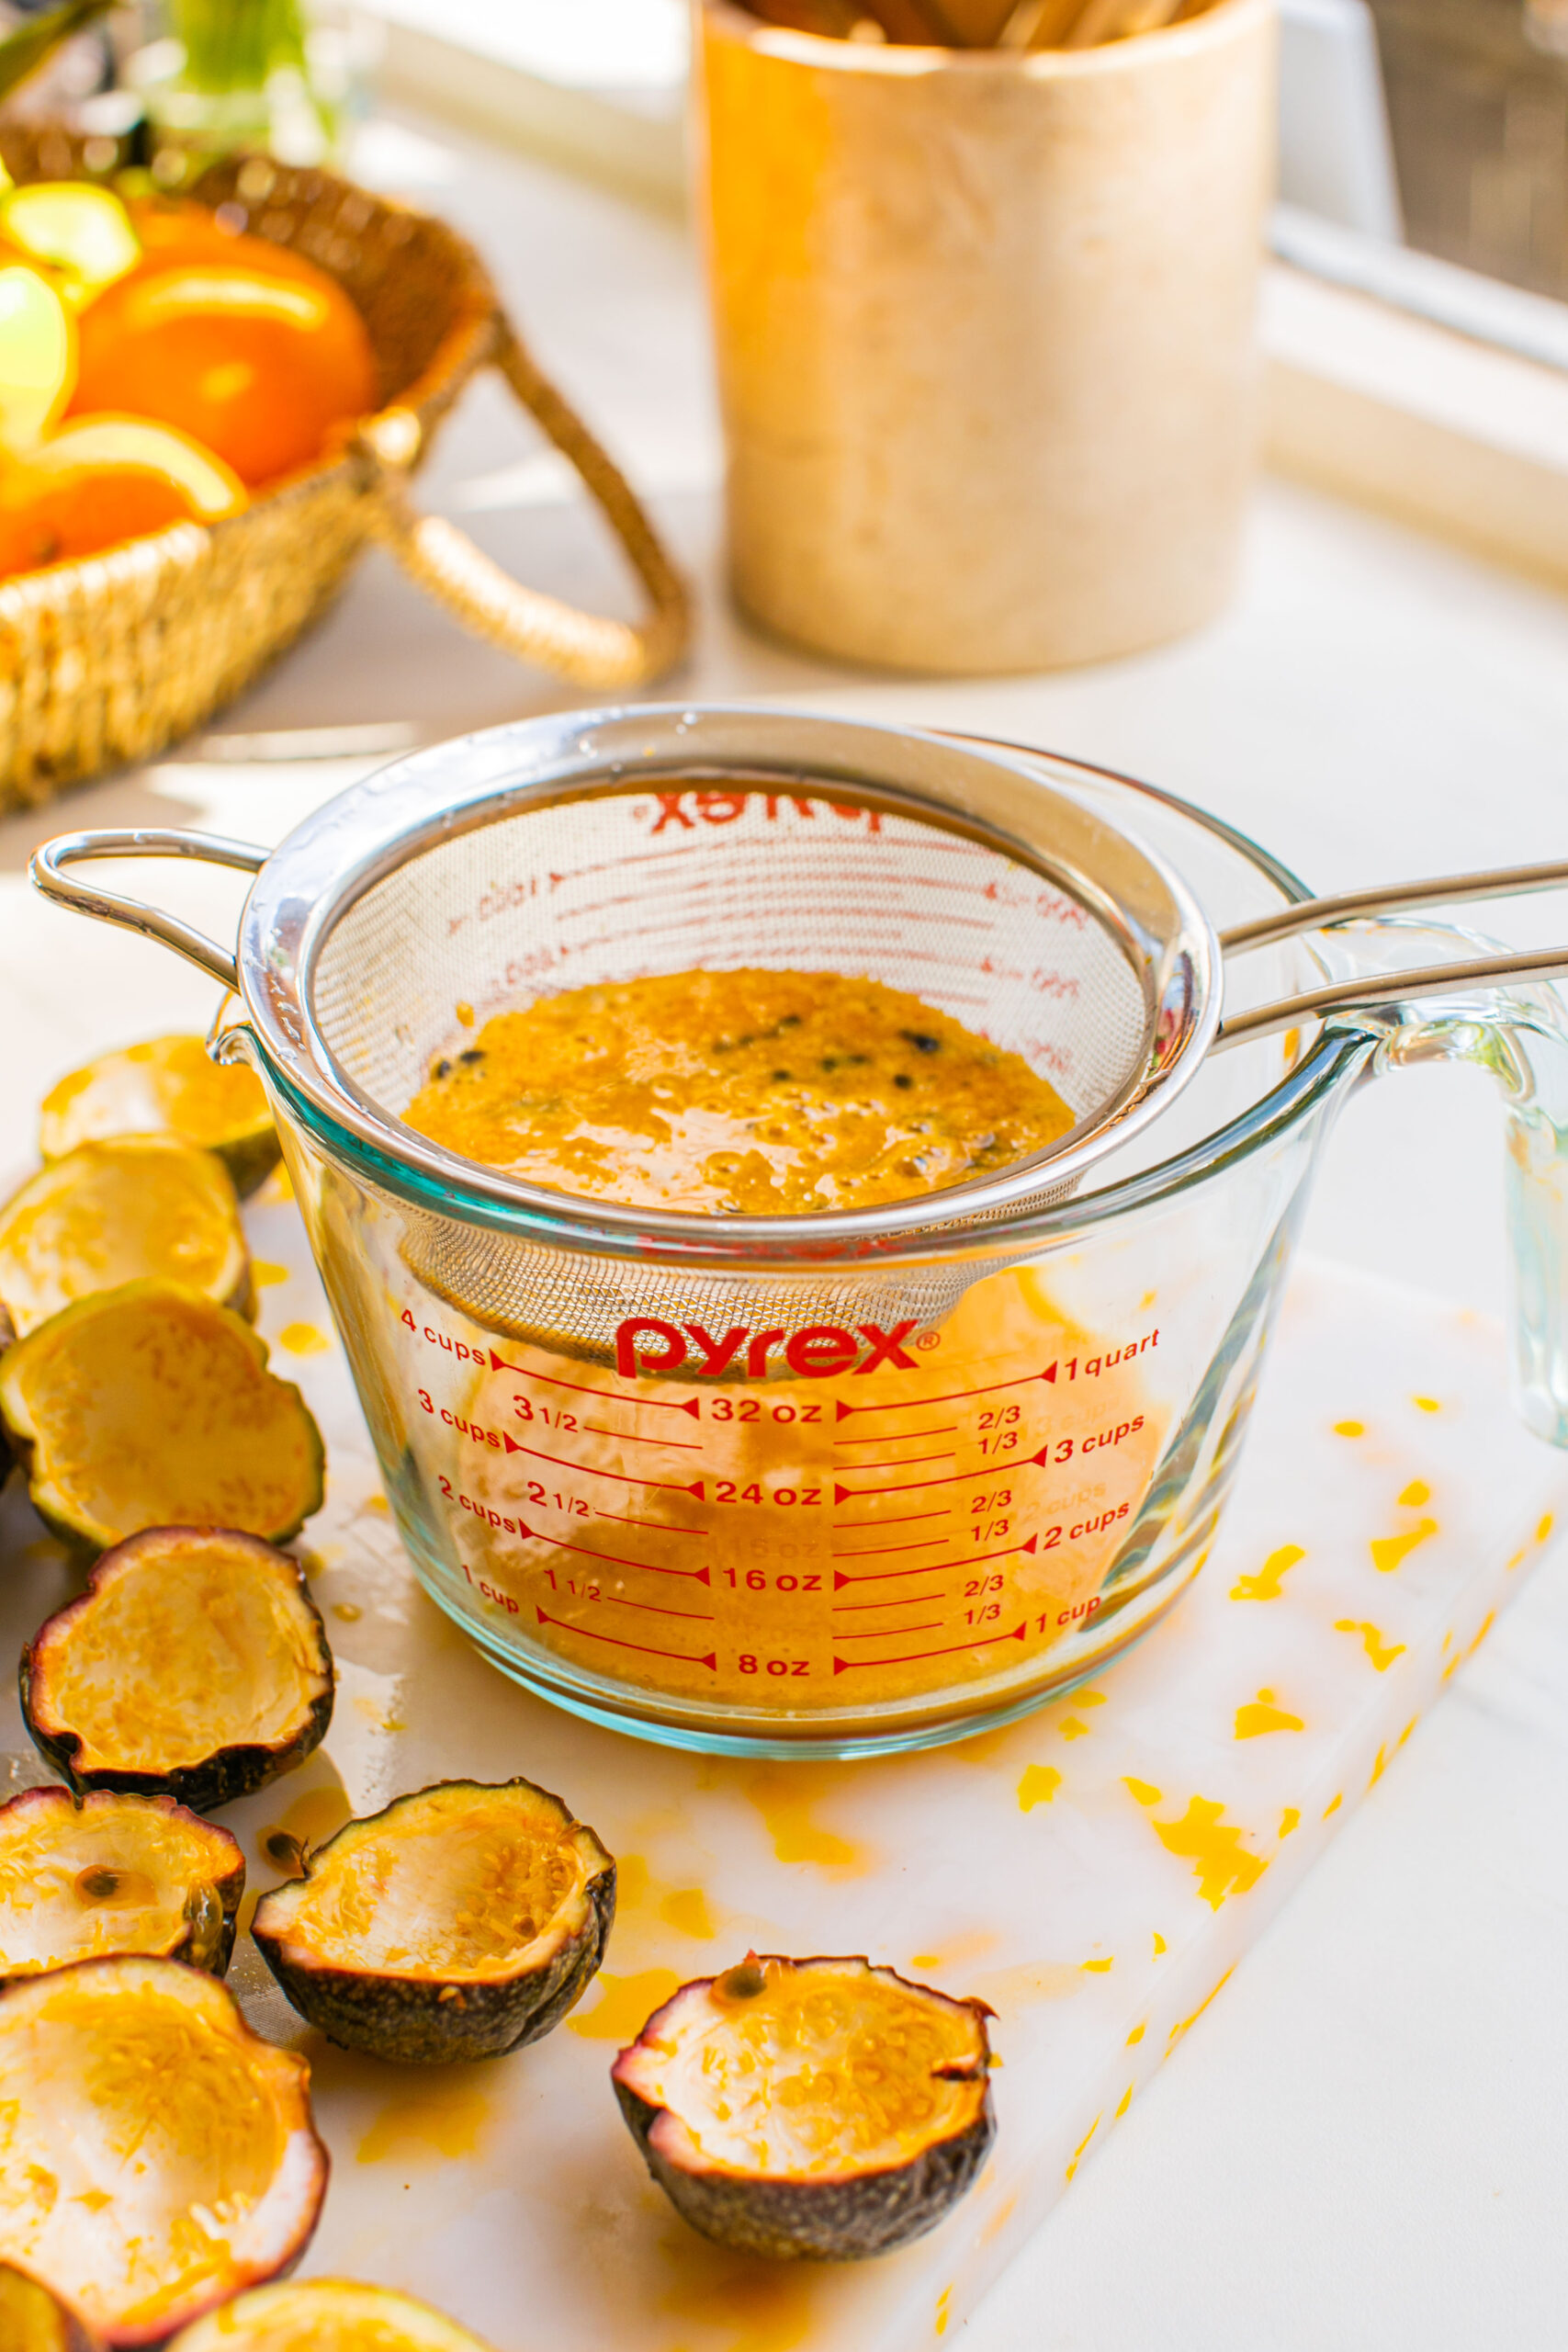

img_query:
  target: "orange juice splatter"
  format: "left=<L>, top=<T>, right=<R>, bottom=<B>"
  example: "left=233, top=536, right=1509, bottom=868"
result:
left=1413, top=1396, right=1441, bottom=1413
left=1113, top=2084, right=1134, bottom=2119
left=1335, top=1620, right=1405, bottom=1671
left=744, top=1765, right=867, bottom=1871
left=1081, top=1956, right=1113, bottom=1973
left=1166, top=1965, right=1235, bottom=2049
left=660, top=1886, right=717, bottom=1939
left=332, top=1600, right=363, bottom=1623
left=455, top=1001, right=475, bottom=1028
left=980, top=2191, right=1019, bottom=2245
left=363, top=1491, right=390, bottom=1516
left=569, top=1968, right=683, bottom=2042
left=1018, top=1763, right=1062, bottom=1812
left=1369, top=1742, right=1391, bottom=1788
left=1074, top=1690, right=1108, bottom=1707
left=911, top=1954, right=941, bottom=1970
left=1467, top=1608, right=1497, bottom=1657
left=1234, top=1688, right=1305, bottom=1739
left=251, top=1261, right=288, bottom=1287
left=935, top=2284, right=953, bottom=2337
left=1124, top=1778, right=1161, bottom=1807
left=658, top=2242, right=817, bottom=2352
left=1126, top=2021, right=1145, bottom=2044
left=1538, top=1513, right=1555, bottom=1544
left=1152, top=1931, right=1167, bottom=1957
left=260, top=1780, right=353, bottom=1863
left=358, top=2072, right=491, bottom=2165
left=277, top=1320, right=330, bottom=1355
left=1065, top=2113, right=1100, bottom=2181
left=1230, top=1543, right=1306, bottom=1602
left=1060, top=1717, right=1090, bottom=1741
left=1371, top=1519, right=1437, bottom=1573
left=908, top=1929, right=999, bottom=1977
left=1333, top=1419, right=1365, bottom=1438
left=1398, top=1480, right=1430, bottom=1508
left=1322, top=1792, right=1342, bottom=1818
left=1144, top=1797, right=1268, bottom=1908
left=1279, top=1807, right=1301, bottom=1839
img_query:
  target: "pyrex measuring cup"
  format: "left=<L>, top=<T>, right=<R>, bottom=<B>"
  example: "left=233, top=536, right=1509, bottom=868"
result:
left=31, top=709, right=1568, bottom=1757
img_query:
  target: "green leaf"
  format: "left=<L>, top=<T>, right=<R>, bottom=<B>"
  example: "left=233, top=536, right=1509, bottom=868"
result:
left=0, top=0, right=118, bottom=105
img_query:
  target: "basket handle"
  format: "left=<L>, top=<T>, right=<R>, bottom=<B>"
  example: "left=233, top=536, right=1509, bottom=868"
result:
left=356, top=318, right=691, bottom=688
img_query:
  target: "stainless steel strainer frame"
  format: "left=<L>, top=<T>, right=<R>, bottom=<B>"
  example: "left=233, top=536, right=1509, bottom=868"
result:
left=30, top=706, right=1568, bottom=1270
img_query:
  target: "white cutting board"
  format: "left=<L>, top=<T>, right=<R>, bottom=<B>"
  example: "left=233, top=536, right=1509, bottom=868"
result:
left=1, top=1202, right=1562, bottom=2352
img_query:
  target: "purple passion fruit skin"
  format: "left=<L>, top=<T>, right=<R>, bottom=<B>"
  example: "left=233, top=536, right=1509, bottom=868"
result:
left=0, top=2259, right=105, bottom=2352
left=0, top=1955, right=328, bottom=2348
left=0, top=1785, right=245, bottom=1980
left=21, top=1528, right=334, bottom=1815
left=251, top=1777, right=616, bottom=2065
left=612, top=1954, right=996, bottom=2262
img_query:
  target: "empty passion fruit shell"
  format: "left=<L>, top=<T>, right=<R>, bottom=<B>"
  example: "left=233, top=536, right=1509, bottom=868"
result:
left=0, top=2260, right=103, bottom=2352
left=0, top=1785, right=244, bottom=1979
left=165, top=2280, right=500, bottom=2352
left=22, top=1528, right=333, bottom=1813
left=612, top=1954, right=996, bottom=2261
left=0, top=1136, right=252, bottom=1340
left=0, top=1955, right=327, bottom=2346
left=39, top=1035, right=279, bottom=1199
left=0, top=1284, right=325, bottom=1554
left=252, top=1778, right=615, bottom=2064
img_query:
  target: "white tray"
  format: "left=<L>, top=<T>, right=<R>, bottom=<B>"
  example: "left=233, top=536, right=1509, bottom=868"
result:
left=3, top=1221, right=1562, bottom=2352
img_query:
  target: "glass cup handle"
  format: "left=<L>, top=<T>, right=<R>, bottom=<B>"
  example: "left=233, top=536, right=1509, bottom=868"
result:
left=28, top=827, right=267, bottom=993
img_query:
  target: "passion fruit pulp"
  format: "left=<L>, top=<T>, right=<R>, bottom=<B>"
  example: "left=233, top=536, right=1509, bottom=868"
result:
left=0, top=1955, right=327, bottom=2346
left=0, top=1785, right=244, bottom=1978
left=252, top=1777, right=615, bottom=2064
left=22, top=1527, right=334, bottom=1812
left=164, top=2279, right=500, bottom=2352
left=613, top=1954, right=996, bottom=2260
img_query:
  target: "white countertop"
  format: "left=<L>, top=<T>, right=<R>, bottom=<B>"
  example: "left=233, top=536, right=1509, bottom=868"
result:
left=3, top=108, right=1568, bottom=2348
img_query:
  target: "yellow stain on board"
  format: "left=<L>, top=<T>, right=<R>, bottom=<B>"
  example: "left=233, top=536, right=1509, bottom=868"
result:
left=277, top=1320, right=331, bottom=1355
left=1333, top=1419, right=1365, bottom=1438
left=657, top=2242, right=816, bottom=2352
left=1412, top=1395, right=1441, bottom=1413
left=980, top=2191, right=1019, bottom=2245
left=1124, top=1778, right=1162, bottom=1808
left=251, top=1260, right=288, bottom=1287
left=1114, top=2085, right=1134, bottom=2120
left=1018, top=1763, right=1063, bottom=1812
left=1167, top=1965, right=1236, bottom=2050
left=1074, top=1690, right=1108, bottom=1707
left=1126, top=2021, right=1145, bottom=2045
left=1279, top=1807, right=1301, bottom=1840
left=1323, top=1792, right=1342, bottom=1817
left=569, top=1968, right=682, bottom=2042
left=912, top=1955, right=941, bottom=1970
left=1335, top=1619, right=1405, bottom=1671
left=1065, top=2113, right=1100, bottom=2181
left=363, top=1490, right=390, bottom=1515
left=1144, top=1797, right=1268, bottom=1909
left=1230, top=1544, right=1306, bottom=1602
left=1468, top=1608, right=1497, bottom=1657
left=1371, top=1519, right=1438, bottom=1574
left=1080, top=1957, right=1113, bottom=1974
left=1398, top=1480, right=1430, bottom=1508
left=935, top=2285, right=953, bottom=2338
left=1234, top=1688, right=1305, bottom=1739
left=1538, top=1513, right=1555, bottom=1544
left=1152, top=1931, right=1167, bottom=1957
left=968, top=1957, right=1081, bottom=2010
left=744, top=1765, right=867, bottom=1871
left=332, top=1600, right=362, bottom=1623
left=358, top=2071, right=491, bottom=2165
left=909, top=1930, right=1000, bottom=1978
left=1060, top=1718, right=1090, bottom=1741
left=660, top=1886, right=717, bottom=1939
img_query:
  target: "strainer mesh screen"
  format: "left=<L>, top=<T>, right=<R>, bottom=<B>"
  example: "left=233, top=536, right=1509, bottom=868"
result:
left=308, top=786, right=1150, bottom=1348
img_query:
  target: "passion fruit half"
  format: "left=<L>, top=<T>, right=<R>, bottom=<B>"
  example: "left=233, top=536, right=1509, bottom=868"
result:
left=252, top=1777, right=615, bottom=2064
left=21, top=1528, right=334, bottom=1813
left=165, top=2279, right=499, bottom=2352
left=0, top=1136, right=252, bottom=1339
left=0, top=1785, right=244, bottom=1978
left=0, top=1954, right=327, bottom=2346
left=0, top=1283, right=325, bottom=1554
left=612, top=1954, right=996, bottom=2261
left=39, top=1035, right=279, bottom=1198
left=0, top=2261, right=102, bottom=2352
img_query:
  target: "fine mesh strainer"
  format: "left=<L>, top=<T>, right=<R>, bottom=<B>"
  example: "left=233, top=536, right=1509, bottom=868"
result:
left=31, top=704, right=1568, bottom=1353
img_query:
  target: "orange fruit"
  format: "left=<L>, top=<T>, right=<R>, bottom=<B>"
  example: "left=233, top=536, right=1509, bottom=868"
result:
left=70, top=261, right=377, bottom=488
left=0, top=414, right=246, bottom=579
left=126, top=198, right=344, bottom=293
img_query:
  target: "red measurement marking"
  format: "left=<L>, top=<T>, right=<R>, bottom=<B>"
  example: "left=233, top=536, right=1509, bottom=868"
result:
left=835, top=1590, right=947, bottom=1611
left=834, top=1623, right=942, bottom=1640
left=833, top=1425, right=957, bottom=1446
left=489, top=1348, right=700, bottom=1415
left=604, top=1593, right=716, bottom=1623
left=829, top=1534, right=948, bottom=1561
left=581, top=1422, right=701, bottom=1452
left=833, top=1621, right=1027, bottom=1672
left=536, top=1606, right=716, bottom=1671
left=834, top=1448, right=1048, bottom=1503
left=516, top=1518, right=710, bottom=1584
left=594, top=1507, right=703, bottom=1534
left=502, top=1430, right=703, bottom=1497
left=835, top=1366, right=1057, bottom=1419
left=835, top=1532, right=1037, bottom=1589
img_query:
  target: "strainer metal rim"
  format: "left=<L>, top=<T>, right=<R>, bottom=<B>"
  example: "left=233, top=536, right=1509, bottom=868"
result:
left=234, top=707, right=1220, bottom=1257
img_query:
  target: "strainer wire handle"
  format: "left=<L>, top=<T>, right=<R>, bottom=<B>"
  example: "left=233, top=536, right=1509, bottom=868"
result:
left=28, top=829, right=266, bottom=994
left=357, top=320, right=692, bottom=691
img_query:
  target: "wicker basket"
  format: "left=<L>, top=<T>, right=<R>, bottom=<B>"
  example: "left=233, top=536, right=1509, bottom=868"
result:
left=0, top=130, right=691, bottom=815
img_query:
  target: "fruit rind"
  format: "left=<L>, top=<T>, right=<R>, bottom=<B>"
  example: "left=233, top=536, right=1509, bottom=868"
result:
left=39, top=1035, right=280, bottom=1198
left=0, top=1784, right=245, bottom=1979
left=252, top=1776, right=615, bottom=2064
left=613, top=1954, right=995, bottom=2261
left=21, top=1527, right=333, bottom=1812
left=164, top=2277, right=502, bottom=2352
left=0, top=1136, right=253, bottom=1338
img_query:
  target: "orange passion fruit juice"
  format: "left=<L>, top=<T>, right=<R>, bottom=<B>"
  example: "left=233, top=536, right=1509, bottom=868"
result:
left=400, top=970, right=1164, bottom=1713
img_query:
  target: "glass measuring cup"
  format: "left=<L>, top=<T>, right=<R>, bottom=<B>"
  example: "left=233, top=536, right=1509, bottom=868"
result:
left=32, top=709, right=1568, bottom=1757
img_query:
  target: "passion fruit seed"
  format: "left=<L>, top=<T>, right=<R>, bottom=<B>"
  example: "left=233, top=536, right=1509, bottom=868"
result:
left=265, top=1832, right=306, bottom=1872
left=73, top=1866, right=157, bottom=1908
left=716, top=1959, right=767, bottom=2003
